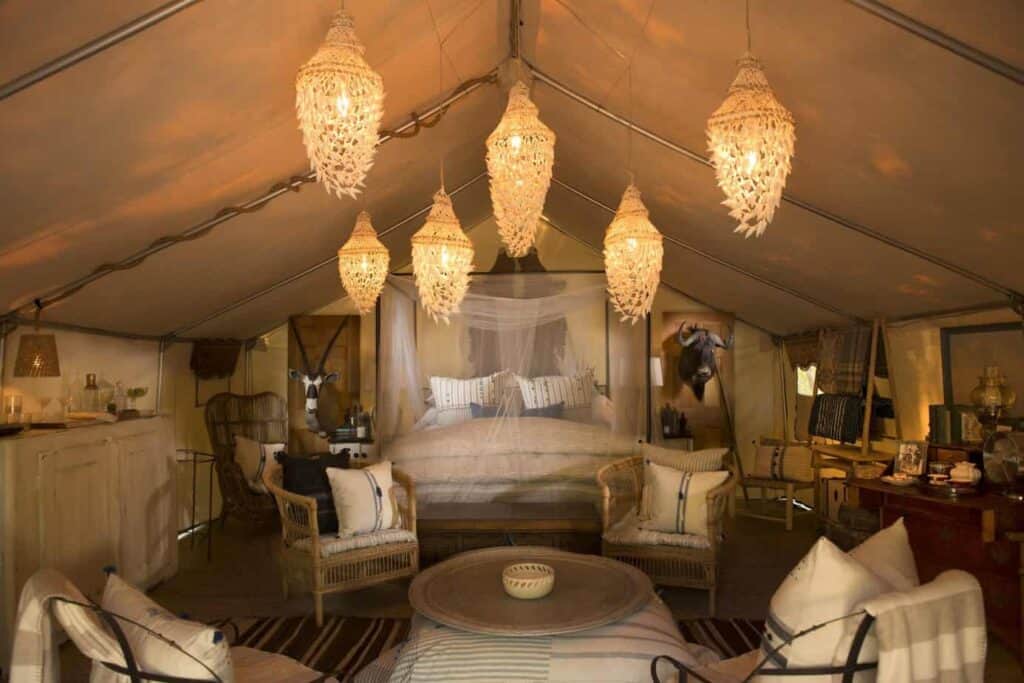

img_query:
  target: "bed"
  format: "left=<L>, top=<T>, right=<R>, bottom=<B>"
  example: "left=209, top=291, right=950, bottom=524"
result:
left=385, top=416, right=639, bottom=505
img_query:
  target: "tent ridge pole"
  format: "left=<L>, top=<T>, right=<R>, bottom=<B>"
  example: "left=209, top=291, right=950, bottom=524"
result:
left=551, top=177, right=862, bottom=323
left=846, top=0, right=1023, bottom=86
left=168, top=172, right=488, bottom=338
left=0, top=0, right=201, bottom=101
left=528, top=62, right=1023, bottom=302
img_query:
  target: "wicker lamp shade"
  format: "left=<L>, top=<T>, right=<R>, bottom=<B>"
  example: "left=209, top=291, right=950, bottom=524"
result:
left=603, top=184, right=663, bottom=324
left=14, top=333, right=61, bottom=377
left=337, top=211, right=390, bottom=315
left=296, top=6, right=384, bottom=199
left=706, top=53, right=795, bottom=238
left=486, top=81, right=556, bottom=257
left=411, top=188, right=475, bottom=324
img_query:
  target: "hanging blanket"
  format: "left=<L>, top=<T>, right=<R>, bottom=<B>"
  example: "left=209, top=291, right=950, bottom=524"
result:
left=861, top=570, right=986, bottom=683
left=808, top=394, right=863, bottom=444
left=816, top=327, right=873, bottom=395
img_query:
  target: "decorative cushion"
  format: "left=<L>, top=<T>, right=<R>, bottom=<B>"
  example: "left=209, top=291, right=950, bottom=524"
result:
left=99, top=573, right=233, bottom=682
left=294, top=528, right=417, bottom=558
left=470, top=402, right=500, bottom=419
left=849, top=517, right=919, bottom=592
left=750, top=443, right=813, bottom=483
left=430, top=372, right=511, bottom=427
left=761, top=537, right=887, bottom=677
left=640, top=460, right=729, bottom=537
left=522, top=401, right=564, bottom=419
left=516, top=369, right=594, bottom=411
left=326, top=461, right=399, bottom=535
left=277, top=451, right=350, bottom=534
left=642, top=444, right=727, bottom=472
left=603, top=510, right=712, bottom=549
left=234, top=435, right=285, bottom=493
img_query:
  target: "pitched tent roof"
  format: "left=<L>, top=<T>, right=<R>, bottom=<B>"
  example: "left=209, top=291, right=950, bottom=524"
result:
left=1, top=0, right=1021, bottom=340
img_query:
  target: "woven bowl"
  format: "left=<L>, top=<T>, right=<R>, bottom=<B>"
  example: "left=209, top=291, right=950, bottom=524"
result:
left=502, top=562, right=555, bottom=600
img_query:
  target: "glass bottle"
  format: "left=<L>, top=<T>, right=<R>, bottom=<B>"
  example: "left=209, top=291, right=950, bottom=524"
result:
left=83, top=373, right=100, bottom=412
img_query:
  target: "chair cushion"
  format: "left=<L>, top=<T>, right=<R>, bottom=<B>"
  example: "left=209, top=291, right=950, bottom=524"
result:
left=231, top=646, right=336, bottom=683
left=642, top=444, right=728, bottom=472
left=640, top=460, right=729, bottom=537
left=294, top=528, right=417, bottom=558
left=99, top=573, right=233, bottom=682
left=326, top=461, right=400, bottom=535
left=750, top=443, right=813, bottom=483
left=604, top=511, right=711, bottom=549
left=849, top=517, right=919, bottom=592
left=277, top=451, right=349, bottom=534
left=761, top=537, right=887, bottom=678
left=235, top=435, right=285, bottom=494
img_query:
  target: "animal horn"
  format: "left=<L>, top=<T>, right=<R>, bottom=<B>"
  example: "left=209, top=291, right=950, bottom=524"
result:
left=676, top=322, right=689, bottom=347
left=709, top=332, right=727, bottom=348
left=289, top=317, right=313, bottom=375
left=678, top=322, right=701, bottom=347
left=316, top=317, right=350, bottom=374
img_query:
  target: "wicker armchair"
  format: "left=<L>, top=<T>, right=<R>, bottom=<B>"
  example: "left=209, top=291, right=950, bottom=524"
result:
left=596, top=453, right=737, bottom=616
left=263, top=462, right=419, bottom=626
left=204, top=392, right=288, bottom=529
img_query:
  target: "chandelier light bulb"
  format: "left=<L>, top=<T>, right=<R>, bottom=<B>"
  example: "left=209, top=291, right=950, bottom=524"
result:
left=706, top=53, right=795, bottom=238
left=296, top=5, right=385, bottom=199
left=486, top=81, right=556, bottom=258
left=603, top=184, right=664, bottom=324
left=412, top=189, right=475, bottom=324
left=337, top=210, right=390, bottom=315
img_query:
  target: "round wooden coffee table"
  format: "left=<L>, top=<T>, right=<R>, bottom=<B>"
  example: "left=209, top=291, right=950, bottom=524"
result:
left=408, top=546, right=653, bottom=636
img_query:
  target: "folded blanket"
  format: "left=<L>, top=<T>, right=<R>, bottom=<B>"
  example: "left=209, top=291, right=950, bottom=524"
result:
left=809, top=393, right=863, bottom=444
left=861, top=570, right=986, bottom=683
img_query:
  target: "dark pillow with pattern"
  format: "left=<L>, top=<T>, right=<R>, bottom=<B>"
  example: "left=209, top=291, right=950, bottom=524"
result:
left=276, top=451, right=350, bottom=534
left=470, top=402, right=501, bottom=418
left=522, top=402, right=564, bottom=419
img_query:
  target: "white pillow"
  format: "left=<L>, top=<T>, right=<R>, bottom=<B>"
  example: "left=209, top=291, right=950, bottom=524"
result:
left=642, top=444, right=727, bottom=472
left=639, top=460, right=728, bottom=537
left=761, top=537, right=887, bottom=677
left=412, top=407, right=439, bottom=431
left=516, top=369, right=595, bottom=411
left=326, top=461, right=399, bottom=535
left=234, top=435, right=284, bottom=493
left=849, top=517, right=919, bottom=592
left=429, top=371, right=511, bottom=426
left=99, top=573, right=233, bottom=682
left=591, top=393, right=615, bottom=428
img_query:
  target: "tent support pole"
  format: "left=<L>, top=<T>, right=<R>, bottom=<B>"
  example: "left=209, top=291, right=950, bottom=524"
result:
left=527, top=62, right=1023, bottom=303
left=846, top=0, right=1023, bottom=86
left=0, top=0, right=201, bottom=101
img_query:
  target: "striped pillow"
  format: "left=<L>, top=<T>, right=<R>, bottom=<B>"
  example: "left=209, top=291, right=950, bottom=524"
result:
left=430, top=371, right=511, bottom=424
left=325, top=461, right=399, bottom=535
left=516, top=370, right=595, bottom=411
left=640, top=460, right=728, bottom=537
left=751, top=444, right=813, bottom=483
left=642, top=443, right=727, bottom=472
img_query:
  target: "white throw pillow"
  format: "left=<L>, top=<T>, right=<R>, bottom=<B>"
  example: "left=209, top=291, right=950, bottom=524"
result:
left=516, top=369, right=595, bottom=411
left=234, top=435, right=284, bottom=493
left=429, top=371, right=511, bottom=425
left=761, top=537, right=887, bottom=677
left=642, top=444, right=727, bottom=472
left=326, top=461, right=399, bottom=535
left=849, top=517, right=919, bottom=592
left=751, top=442, right=814, bottom=483
left=639, top=460, right=728, bottom=537
left=99, top=573, right=233, bottom=682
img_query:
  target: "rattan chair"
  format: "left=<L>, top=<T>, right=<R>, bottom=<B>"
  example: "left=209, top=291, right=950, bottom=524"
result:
left=204, top=392, right=287, bottom=529
left=596, top=453, right=737, bottom=616
left=263, top=462, right=419, bottom=626
left=736, top=436, right=815, bottom=531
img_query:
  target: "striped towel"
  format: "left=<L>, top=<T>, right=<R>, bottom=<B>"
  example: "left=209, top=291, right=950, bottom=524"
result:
left=808, top=393, right=863, bottom=444
left=861, top=570, right=986, bottom=683
left=373, top=596, right=719, bottom=683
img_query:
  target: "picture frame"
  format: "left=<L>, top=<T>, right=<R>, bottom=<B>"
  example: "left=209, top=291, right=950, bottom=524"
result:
left=895, top=440, right=927, bottom=476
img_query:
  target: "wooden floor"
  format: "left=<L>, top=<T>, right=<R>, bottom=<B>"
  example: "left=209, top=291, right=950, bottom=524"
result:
left=63, top=502, right=1023, bottom=681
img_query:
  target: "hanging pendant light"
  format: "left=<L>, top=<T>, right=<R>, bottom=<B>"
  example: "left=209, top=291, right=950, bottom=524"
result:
left=706, top=3, right=794, bottom=238
left=296, top=4, right=385, bottom=199
left=411, top=188, right=475, bottom=324
left=337, top=210, right=390, bottom=315
left=604, top=184, right=663, bottom=324
left=486, top=80, right=556, bottom=257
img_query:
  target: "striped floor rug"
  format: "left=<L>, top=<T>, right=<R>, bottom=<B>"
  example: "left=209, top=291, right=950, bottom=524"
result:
left=215, top=616, right=763, bottom=680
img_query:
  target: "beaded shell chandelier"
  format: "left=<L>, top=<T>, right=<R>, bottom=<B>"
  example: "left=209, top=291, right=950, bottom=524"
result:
left=706, top=52, right=795, bottom=238
left=296, top=6, right=384, bottom=199
left=411, top=188, right=475, bottom=324
left=603, top=184, right=663, bottom=324
left=337, top=211, right=390, bottom=315
left=486, top=81, right=556, bottom=257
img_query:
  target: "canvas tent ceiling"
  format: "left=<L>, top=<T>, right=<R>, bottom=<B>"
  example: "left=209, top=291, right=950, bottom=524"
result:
left=0, top=0, right=1021, bottom=340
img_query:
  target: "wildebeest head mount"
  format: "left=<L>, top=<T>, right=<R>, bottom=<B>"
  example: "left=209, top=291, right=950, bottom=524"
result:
left=288, top=317, right=348, bottom=424
left=675, top=321, right=733, bottom=402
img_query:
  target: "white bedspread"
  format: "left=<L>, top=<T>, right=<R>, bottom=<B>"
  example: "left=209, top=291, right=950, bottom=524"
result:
left=383, top=417, right=639, bottom=504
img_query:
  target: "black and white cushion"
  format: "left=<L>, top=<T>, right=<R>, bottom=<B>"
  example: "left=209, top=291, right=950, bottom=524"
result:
left=515, top=370, right=595, bottom=421
left=325, top=461, right=399, bottom=535
left=429, top=371, right=512, bottom=425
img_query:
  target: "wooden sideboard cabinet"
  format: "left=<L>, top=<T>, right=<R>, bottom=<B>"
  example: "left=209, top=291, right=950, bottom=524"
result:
left=0, top=416, right=178, bottom=665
